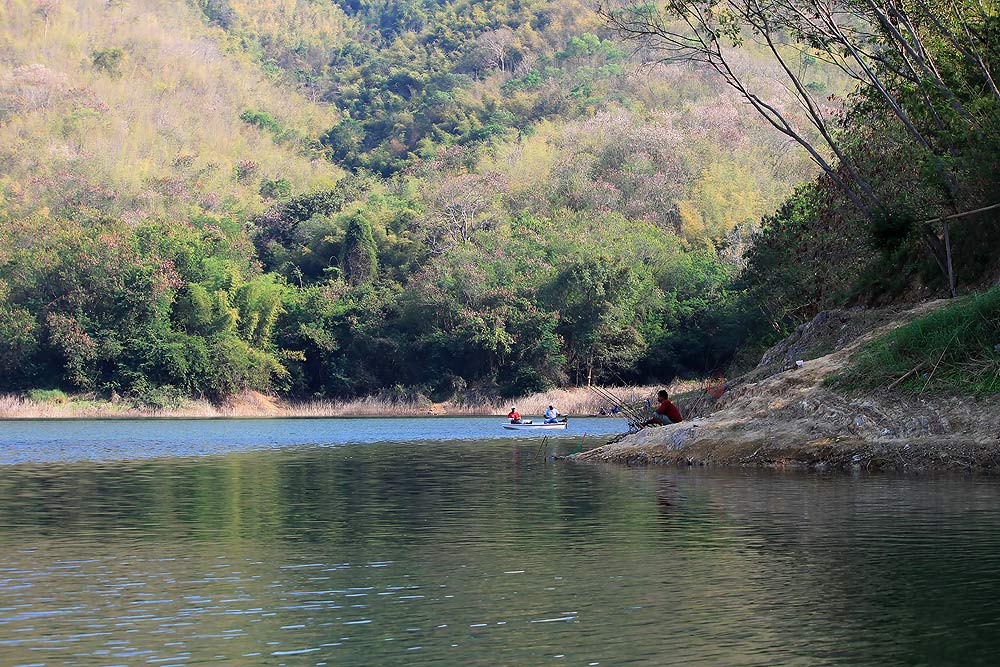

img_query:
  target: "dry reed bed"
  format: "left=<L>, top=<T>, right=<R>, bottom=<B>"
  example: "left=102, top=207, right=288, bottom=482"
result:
left=0, top=384, right=696, bottom=419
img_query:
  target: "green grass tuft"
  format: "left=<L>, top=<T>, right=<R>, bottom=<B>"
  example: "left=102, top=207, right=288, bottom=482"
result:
left=830, top=287, right=1000, bottom=396
left=26, top=389, right=69, bottom=404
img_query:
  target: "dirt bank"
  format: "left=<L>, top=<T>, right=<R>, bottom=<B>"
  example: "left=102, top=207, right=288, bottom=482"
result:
left=574, top=301, right=1000, bottom=472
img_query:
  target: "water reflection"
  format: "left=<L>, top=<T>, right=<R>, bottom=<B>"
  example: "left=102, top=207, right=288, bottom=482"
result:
left=0, top=416, right=626, bottom=464
left=0, top=436, right=998, bottom=666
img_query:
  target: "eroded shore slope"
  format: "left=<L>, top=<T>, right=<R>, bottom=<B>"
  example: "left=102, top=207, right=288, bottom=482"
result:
left=575, top=302, right=1000, bottom=471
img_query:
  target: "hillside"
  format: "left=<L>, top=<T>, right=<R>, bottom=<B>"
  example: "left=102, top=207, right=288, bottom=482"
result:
left=1, top=0, right=997, bottom=408
left=0, top=0, right=341, bottom=221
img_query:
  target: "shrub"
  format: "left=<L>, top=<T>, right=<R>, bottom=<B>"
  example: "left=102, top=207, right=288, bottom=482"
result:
left=868, top=209, right=916, bottom=255
left=44, top=313, right=97, bottom=389
left=320, top=119, right=365, bottom=163
left=340, top=213, right=378, bottom=285
left=91, top=48, right=125, bottom=78
left=0, top=306, right=39, bottom=383
left=126, top=378, right=185, bottom=411
left=831, top=287, right=1000, bottom=396
left=239, top=108, right=282, bottom=133
left=234, top=159, right=260, bottom=184
left=27, top=388, right=68, bottom=404
left=260, top=177, right=292, bottom=200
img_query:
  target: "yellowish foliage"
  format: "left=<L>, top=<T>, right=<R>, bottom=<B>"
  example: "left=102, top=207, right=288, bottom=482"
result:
left=677, top=199, right=707, bottom=241
left=0, top=0, right=340, bottom=220
left=226, top=0, right=352, bottom=73
left=480, top=121, right=558, bottom=190
left=679, top=161, right=764, bottom=243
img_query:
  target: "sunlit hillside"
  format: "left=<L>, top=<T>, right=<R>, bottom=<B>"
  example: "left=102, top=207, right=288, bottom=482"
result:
left=0, top=0, right=341, bottom=222
left=0, top=0, right=835, bottom=401
left=6, top=0, right=985, bottom=407
left=214, top=0, right=354, bottom=91
left=0, top=0, right=833, bottom=244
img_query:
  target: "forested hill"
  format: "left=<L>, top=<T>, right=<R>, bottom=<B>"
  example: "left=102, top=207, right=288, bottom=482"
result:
left=1, top=0, right=997, bottom=405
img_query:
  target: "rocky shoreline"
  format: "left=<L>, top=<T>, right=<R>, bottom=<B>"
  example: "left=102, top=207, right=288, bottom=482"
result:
left=573, top=302, right=1000, bottom=472
left=572, top=424, right=1000, bottom=472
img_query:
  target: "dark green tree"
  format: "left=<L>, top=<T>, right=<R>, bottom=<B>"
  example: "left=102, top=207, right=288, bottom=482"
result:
left=546, top=255, right=652, bottom=386
left=340, top=213, right=378, bottom=286
left=91, top=48, right=125, bottom=78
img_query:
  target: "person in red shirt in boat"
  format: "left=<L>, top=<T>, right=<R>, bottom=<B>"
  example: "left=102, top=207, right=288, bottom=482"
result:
left=642, top=390, right=683, bottom=427
left=507, top=406, right=522, bottom=424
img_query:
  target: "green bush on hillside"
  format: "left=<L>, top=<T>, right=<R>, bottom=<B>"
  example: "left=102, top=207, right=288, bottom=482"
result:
left=91, top=48, right=125, bottom=78
left=26, top=389, right=68, bottom=404
left=831, top=288, right=1000, bottom=396
left=260, top=178, right=292, bottom=200
left=240, top=109, right=282, bottom=134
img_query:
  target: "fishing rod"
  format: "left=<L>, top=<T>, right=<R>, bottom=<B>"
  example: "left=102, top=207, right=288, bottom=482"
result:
left=592, top=386, right=640, bottom=421
left=598, top=384, right=647, bottom=419
left=596, top=380, right=661, bottom=431
left=588, top=384, right=646, bottom=430
left=599, top=370, right=659, bottom=426
left=606, top=367, right=703, bottom=421
left=587, top=383, right=626, bottom=414
left=592, top=385, right=645, bottom=425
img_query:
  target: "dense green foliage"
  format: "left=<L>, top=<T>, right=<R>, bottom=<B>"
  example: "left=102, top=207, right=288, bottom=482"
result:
left=734, top=1, right=1000, bottom=322
left=0, top=212, right=288, bottom=399
left=315, top=5, right=631, bottom=176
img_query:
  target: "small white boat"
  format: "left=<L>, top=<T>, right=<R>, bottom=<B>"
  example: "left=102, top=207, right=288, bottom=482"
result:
left=502, top=419, right=568, bottom=431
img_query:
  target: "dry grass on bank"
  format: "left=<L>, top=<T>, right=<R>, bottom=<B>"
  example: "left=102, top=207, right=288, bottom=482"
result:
left=440, top=383, right=700, bottom=417
left=0, top=383, right=700, bottom=419
left=0, top=394, right=249, bottom=419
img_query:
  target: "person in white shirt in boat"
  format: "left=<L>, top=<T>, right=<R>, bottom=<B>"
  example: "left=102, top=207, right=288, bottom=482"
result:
left=544, top=405, right=562, bottom=423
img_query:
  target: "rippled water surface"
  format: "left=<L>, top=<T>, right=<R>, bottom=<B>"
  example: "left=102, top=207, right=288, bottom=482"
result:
left=1, top=419, right=999, bottom=666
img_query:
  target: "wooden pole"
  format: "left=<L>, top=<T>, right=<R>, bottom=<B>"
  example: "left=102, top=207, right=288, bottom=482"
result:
left=920, top=202, right=1000, bottom=225
left=944, top=220, right=957, bottom=298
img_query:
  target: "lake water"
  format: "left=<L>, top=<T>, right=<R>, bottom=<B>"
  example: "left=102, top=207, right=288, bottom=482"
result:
left=0, top=419, right=998, bottom=666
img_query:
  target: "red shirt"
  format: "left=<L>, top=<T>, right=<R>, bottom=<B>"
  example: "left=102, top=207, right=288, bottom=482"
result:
left=657, top=399, right=682, bottom=424
left=508, top=410, right=520, bottom=421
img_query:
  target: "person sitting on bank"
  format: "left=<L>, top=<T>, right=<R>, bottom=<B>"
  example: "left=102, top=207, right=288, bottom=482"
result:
left=544, top=405, right=561, bottom=423
left=642, top=390, right=683, bottom=427
left=507, top=407, right=522, bottom=424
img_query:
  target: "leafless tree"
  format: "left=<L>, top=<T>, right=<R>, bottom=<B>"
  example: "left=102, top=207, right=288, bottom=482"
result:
left=478, top=28, right=517, bottom=73
left=33, top=0, right=59, bottom=38
left=598, top=0, right=998, bottom=296
left=418, top=172, right=508, bottom=253
left=598, top=0, right=876, bottom=213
